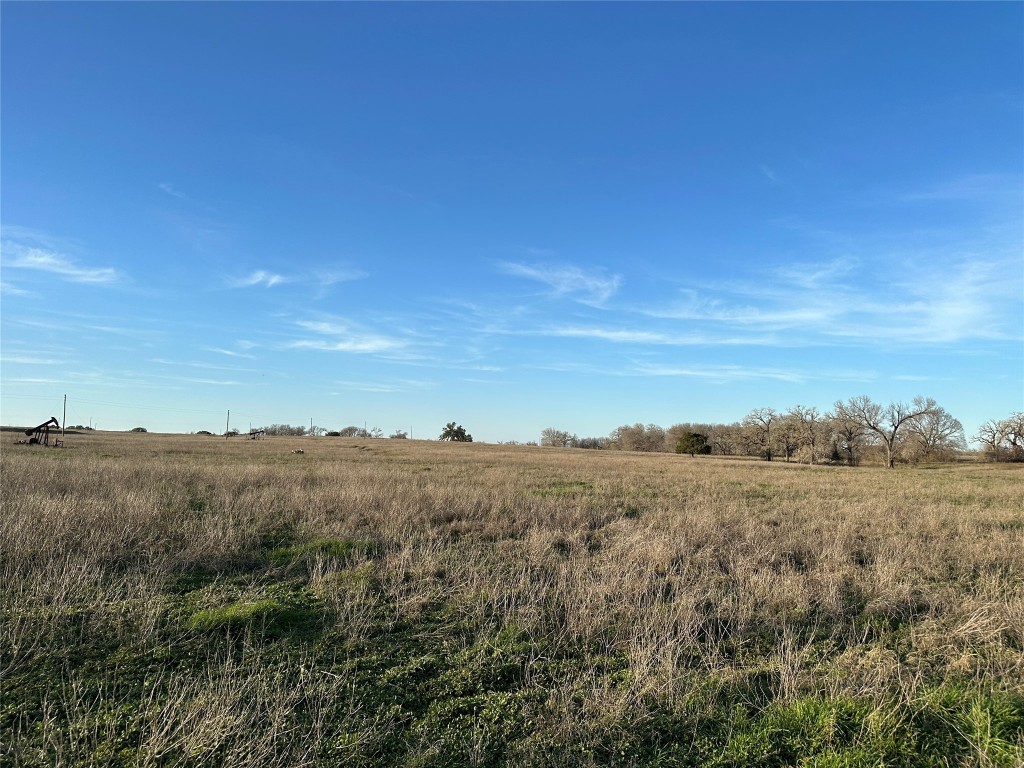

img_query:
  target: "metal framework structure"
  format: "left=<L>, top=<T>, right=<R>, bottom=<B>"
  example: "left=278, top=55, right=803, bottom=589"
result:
left=21, top=417, right=61, bottom=447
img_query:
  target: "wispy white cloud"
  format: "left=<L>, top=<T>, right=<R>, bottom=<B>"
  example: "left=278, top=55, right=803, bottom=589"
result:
left=287, top=318, right=408, bottom=354
left=132, top=372, right=244, bottom=387
left=759, top=164, right=779, bottom=184
left=0, top=356, right=60, bottom=365
left=289, top=338, right=404, bottom=353
left=316, top=268, right=368, bottom=285
left=631, top=362, right=806, bottom=383
left=550, top=327, right=672, bottom=344
left=773, top=258, right=857, bottom=290
left=500, top=262, right=621, bottom=306
left=229, top=270, right=289, bottom=288
left=4, top=312, right=163, bottom=343
left=204, top=347, right=257, bottom=359
left=331, top=378, right=433, bottom=393
left=158, top=182, right=190, bottom=201
left=227, top=266, right=366, bottom=290
left=157, top=182, right=218, bottom=213
left=641, top=243, right=1020, bottom=347
left=630, top=362, right=878, bottom=384
left=173, top=377, right=241, bottom=386
left=0, top=281, right=32, bottom=296
left=644, top=292, right=832, bottom=329
left=544, top=326, right=779, bottom=346
left=1, top=225, right=80, bottom=251
left=2, top=243, right=120, bottom=284
left=150, top=358, right=257, bottom=373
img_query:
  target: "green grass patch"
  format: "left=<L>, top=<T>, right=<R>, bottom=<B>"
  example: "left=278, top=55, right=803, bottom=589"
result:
left=186, top=596, right=321, bottom=637
left=267, top=536, right=379, bottom=566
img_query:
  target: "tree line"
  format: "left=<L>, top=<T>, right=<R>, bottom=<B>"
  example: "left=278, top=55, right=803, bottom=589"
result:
left=542, top=397, right=1023, bottom=467
left=260, top=424, right=408, bottom=439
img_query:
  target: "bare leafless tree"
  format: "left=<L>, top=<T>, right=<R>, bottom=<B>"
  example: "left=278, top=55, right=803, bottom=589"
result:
left=976, top=412, right=1024, bottom=461
left=829, top=414, right=865, bottom=466
left=611, top=423, right=666, bottom=452
left=832, top=396, right=937, bottom=469
left=787, top=405, right=824, bottom=465
left=541, top=428, right=574, bottom=448
left=742, top=408, right=777, bottom=461
left=708, top=423, right=742, bottom=456
left=905, top=406, right=965, bottom=462
left=776, top=414, right=802, bottom=463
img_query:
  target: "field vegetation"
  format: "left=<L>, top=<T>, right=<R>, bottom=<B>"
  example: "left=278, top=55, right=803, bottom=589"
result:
left=2, top=432, right=1022, bottom=766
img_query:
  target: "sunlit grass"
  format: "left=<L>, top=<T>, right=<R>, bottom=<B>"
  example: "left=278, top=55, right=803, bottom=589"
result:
left=1, top=431, right=1021, bottom=766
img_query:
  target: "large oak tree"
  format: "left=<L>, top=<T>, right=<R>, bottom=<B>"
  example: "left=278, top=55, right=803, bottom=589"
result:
left=832, top=396, right=937, bottom=469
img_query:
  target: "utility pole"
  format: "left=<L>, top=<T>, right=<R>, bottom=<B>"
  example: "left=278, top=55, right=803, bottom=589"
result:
left=226, top=409, right=230, bottom=439
left=62, top=394, right=67, bottom=441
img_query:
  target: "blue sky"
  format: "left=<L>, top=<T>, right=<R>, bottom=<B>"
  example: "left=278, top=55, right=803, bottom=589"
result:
left=2, top=2, right=1021, bottom=443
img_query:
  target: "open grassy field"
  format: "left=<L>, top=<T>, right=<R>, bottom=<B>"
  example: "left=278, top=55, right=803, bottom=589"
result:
left=2, top=432, right=1022, bottom=767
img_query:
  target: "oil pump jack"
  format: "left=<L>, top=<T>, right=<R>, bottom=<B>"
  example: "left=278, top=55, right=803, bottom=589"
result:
left=21, top=417, right=61, bottom=446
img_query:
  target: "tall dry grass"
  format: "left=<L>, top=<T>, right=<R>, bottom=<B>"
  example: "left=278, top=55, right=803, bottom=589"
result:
left=1, top=431, right=1022, bottom=765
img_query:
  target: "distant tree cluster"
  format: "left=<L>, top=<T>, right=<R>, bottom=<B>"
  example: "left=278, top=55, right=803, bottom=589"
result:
left=540, top=396, right=992, bottom=469
left=262, top=424, right=308, bottom=437
left=540, top=428, right=607, bottom=449
left=975, top=412, right=1024, bottom=462
left=330, top=425, right=384, bottom=438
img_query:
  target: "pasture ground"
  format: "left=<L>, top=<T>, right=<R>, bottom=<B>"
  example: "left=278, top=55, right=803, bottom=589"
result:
left=2, top=432, right=1022, bottom=766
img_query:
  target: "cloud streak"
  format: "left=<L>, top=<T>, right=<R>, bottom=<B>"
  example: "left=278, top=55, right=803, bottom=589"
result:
left=158, top=182, right=190, bottom=201
left=2, top=243, right=120, bottom=284
left=227, top=266, right=367, bottom=290
left=1, top=281, right=32, bottom=297
left=287, top=318, right=408, bottom=354
left=229, top=270, right=288, bottom=288
left=640, top=246, right=1020, bottom=347
left=500, top=262, right=621, bottom=306
left=331, top=378, right=432, bottom=393
left=544, top=326, right=780, bottom=346
left=204, top=347, right=257, bottom=359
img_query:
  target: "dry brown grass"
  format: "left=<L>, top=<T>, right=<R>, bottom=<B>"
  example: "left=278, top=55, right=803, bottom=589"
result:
left=2, top=431, right=1022, bottom=766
